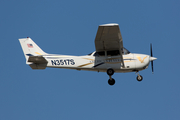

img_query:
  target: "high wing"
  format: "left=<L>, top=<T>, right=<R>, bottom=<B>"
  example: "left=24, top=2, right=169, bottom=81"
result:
left=94, top=23, right=125, bottom=67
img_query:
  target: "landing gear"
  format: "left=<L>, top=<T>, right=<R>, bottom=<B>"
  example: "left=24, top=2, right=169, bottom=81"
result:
left=136, top=72, right=143, bottom=81
left=136, top=75, right=143, bottom=81
left=107, top=68, right=115, bottom=85
left=108, top=78, right=115, bottom=85
left=107, top=68, right=114, bottom=76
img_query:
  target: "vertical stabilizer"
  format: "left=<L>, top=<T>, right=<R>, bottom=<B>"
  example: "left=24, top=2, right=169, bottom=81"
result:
left=19, top=37, right=47, bottom=64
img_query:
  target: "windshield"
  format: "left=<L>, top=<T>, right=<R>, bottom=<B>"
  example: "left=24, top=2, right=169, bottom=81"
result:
left=123, top=47, right=130, bottom=55
left=87, top=52, right=93, bottom=56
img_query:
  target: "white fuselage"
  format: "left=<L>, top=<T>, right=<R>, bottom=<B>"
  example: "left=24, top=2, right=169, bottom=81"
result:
left=42, top=53, right=150, bottom=73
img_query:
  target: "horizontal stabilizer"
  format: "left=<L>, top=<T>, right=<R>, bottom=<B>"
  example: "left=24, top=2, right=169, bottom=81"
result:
left=28, top=56, right=48, bottom=64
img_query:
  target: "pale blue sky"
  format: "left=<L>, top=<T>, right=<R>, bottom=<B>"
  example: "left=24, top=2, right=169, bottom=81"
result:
left=0, top=0, right=180, bottom=120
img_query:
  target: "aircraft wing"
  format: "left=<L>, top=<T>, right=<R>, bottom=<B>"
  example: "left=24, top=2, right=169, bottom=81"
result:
left=94, top=23, right=125, bottom=67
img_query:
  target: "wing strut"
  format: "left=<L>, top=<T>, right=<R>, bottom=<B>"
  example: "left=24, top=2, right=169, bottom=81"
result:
left=119, top=48, right=125, bottom=68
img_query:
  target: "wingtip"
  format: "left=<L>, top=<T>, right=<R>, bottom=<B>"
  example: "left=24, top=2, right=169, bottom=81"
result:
left=100, top=23, right=119, bottom=26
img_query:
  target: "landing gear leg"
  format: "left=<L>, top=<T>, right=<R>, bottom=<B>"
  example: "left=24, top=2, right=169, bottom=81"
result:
left=107, top=68, right=115, bottom=85
left=136, top=72, right=143, bottom=81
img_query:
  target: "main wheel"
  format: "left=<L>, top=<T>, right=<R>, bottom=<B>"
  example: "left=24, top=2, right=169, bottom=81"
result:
left=136, top=75, right=143, bottom=81
left=108, top=78, right=115, bottom=85
left=107, top=68, right=114, bottom=76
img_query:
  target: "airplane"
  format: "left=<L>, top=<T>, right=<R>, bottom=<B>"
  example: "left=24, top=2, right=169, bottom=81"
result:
left=19, top=23, right=157, bottom=85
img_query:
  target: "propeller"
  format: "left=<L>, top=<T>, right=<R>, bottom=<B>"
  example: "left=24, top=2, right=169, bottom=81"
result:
left=150, top=44, right=157, bottom=74
left=150, top=44, right=154, bottom=73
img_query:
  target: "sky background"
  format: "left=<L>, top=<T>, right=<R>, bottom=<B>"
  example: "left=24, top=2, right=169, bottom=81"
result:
left=0, top=0, right=180, bottom=120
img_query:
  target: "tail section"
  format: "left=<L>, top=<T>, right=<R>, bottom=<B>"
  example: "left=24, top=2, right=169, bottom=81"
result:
left=19, top=37, right=48, bottom=69
left=19, top=37, right=47, bottom=61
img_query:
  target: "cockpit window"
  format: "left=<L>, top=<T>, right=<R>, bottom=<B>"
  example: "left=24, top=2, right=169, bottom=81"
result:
left=107, top=48, right=130, bottom=56
left=87, top=52, right=93, bottom=56
left=91, top=47, right=130, bottom=56
left=93, top=51, right=105, bottom=56
left=107, top=50, right=120, bottom=56
left=123, top=48, right=130, bottom=55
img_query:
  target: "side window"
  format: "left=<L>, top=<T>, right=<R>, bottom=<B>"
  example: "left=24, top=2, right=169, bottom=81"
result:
left=94, top=51, right=105, bottom=56
left=107, top=50, right=120, bottom=56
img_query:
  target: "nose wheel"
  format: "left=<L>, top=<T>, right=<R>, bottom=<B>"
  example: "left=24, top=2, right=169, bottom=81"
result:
left=107, top=68, right=115, bottom=85
left=136, top=72, right=143, bottom=81
left=136, top=75, right=143, bottom=81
